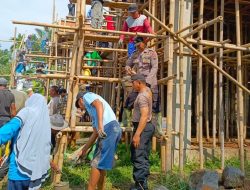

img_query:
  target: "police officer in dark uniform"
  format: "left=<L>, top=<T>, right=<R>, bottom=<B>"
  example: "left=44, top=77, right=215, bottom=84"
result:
left=0, top=78, right=16, bottom=127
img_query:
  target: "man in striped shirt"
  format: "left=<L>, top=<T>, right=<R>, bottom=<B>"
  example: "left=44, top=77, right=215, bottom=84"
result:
left=118, top=4, right=154, bottom=57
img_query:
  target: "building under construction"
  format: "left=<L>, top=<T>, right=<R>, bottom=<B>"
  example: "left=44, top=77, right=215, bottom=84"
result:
left=9, top=0, right=250, bottom=183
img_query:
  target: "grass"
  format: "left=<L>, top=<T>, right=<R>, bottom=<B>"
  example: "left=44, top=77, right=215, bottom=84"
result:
left=39, top=143, right=250, bottom=190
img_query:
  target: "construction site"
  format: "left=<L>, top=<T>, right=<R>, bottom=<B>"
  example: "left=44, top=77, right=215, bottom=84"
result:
left=1, top=0, right=250, bottom=189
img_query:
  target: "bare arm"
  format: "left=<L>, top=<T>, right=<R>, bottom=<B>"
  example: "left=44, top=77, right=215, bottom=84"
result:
left=132, top=107, right=149, bottom=148
left=10, top=103, right=16, bottom=118
left=91, top=99, right=104, bottom=131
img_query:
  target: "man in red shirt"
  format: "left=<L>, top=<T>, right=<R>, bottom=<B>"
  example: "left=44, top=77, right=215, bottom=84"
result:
left=118, top=4, right=153, bottom=57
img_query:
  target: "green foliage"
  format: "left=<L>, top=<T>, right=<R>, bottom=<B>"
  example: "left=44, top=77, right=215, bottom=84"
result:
left=0, top=49, right=11, bottom=76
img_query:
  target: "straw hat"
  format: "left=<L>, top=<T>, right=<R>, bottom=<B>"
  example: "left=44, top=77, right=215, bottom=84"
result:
left=50, top=114, right=68, bottom=130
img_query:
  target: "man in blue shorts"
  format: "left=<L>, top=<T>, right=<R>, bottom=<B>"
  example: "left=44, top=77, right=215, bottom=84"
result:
left=75, top=91, right=121, bottom=190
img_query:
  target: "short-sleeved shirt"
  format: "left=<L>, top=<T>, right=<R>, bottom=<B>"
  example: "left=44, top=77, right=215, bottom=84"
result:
left=48, top=96, right=60, bottom=116
left=83, top=92, right=116, bottom=129
left=127, top=48, right=158, bottom=88
left=0, top=89, right=15, bottom=121
left=132, top=87, right=152, bottom=122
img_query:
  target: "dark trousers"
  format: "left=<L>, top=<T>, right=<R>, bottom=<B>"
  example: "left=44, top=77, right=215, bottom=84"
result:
left=130, top=122, right=154, bottom=189
left=8, top=179, right=30, bottom=190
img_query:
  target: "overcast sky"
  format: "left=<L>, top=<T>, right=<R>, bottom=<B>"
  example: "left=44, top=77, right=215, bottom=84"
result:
left=0, top=0, right=71, bottom=50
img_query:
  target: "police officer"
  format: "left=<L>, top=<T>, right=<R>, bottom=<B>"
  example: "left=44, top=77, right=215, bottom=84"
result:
left=130, top=74, right=154, bottom=190
left=0, top=78, right=16, bottom=127
left=122, top=37, right=162, bottom=137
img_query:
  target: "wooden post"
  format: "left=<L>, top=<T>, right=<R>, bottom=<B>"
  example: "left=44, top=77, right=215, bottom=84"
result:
left=235, top=0, right=245, bottom=172
left=219, top=0, right=225, bottom=170
left=213, top=0, right=218, bottom=149
left=166, top=0, right=175, bottom=172
left=179, top=0, right=185, bottom=174
left=197, top=0, right=204, bottom=169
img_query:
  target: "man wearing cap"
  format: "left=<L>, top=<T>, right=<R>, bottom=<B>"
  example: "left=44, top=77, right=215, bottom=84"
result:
left=0, top=78, right=16, bottom=127
left=118, top=3, right=153, bottom=57
left=75, top=91, right=121, bottom=190
left=121, top=37, right=162, bottom=137
left=130, top=74, right=154, bottom=190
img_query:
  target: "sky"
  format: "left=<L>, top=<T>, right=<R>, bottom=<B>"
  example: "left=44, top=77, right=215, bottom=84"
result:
left=0, top=0, right=73, bottom=50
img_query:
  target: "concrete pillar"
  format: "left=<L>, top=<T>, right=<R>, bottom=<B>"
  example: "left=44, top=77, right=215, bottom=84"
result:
left=172, top=0, right=193, bottom=164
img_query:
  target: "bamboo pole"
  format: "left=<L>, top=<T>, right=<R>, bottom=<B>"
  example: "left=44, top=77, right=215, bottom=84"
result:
left=54, top=133, right=67, bottom=183
left=219, top=0, right=225, bottom=169
left=205, top=29, right=210, bottom=141
left=115, top=11, right=123, bottom=118
left=183, top=16, right=223, bottom=39
left=25, top=54, right=72, bottom=59
left=179, top=0, right=185, bottom=174
left=225, top=67, right=230, bottom=140
left=143, top=10, right=250, bottom=95
left=82, top=27, right=168, bottom=39
left=151, top=0, right=157, bottom=153
left=85, top=47, right=127, bottom=53
left=65, top=34, right=79, bottom=123
left=10, top=27, right=17, bottom=88
left=165, top=0, right=175, bottom=172
left=213, top=0, right=218, bottom=149
left=235, top=0, right=245, bottom=172
left=12, top=20, right=78, bottom=30
left=197, top=0, right=204, bottom=169
left=160, top=0, right=166, bottom=117
left=185, top=38, right=249, bottom=51
left=176, top=21, right=199, bottom=34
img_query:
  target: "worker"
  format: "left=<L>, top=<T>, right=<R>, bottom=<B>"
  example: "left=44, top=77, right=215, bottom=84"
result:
left=0, top=78, right=16, bottom=127
left=118, top=4, right=154, bottom=57
left=130, top=74, right=154, bottom=190
left=0, top=94, right=51, bottom=190
left=122, top=37, right=162, bottom=137
left=68, top=0, right=76, bottom=17
left=48, top=86, right=60, bottom=116
left=25, top=35, right=33, bottom=53
left=75, top=91, right=121, bottom=190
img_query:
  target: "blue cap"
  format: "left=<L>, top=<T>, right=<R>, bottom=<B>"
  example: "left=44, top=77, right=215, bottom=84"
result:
left=128, top=4, right=138, bottom=13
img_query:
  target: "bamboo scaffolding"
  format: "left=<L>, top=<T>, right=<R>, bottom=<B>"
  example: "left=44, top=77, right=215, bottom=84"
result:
left=235, top=0, right=245, bottom=172
left=197, top=0, right=204, bottom=169
left=143, top=10, right=250, bottom=95
left=183, top=16, right=223, bottom=39
left=219, top=0, right=225, bottom=169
